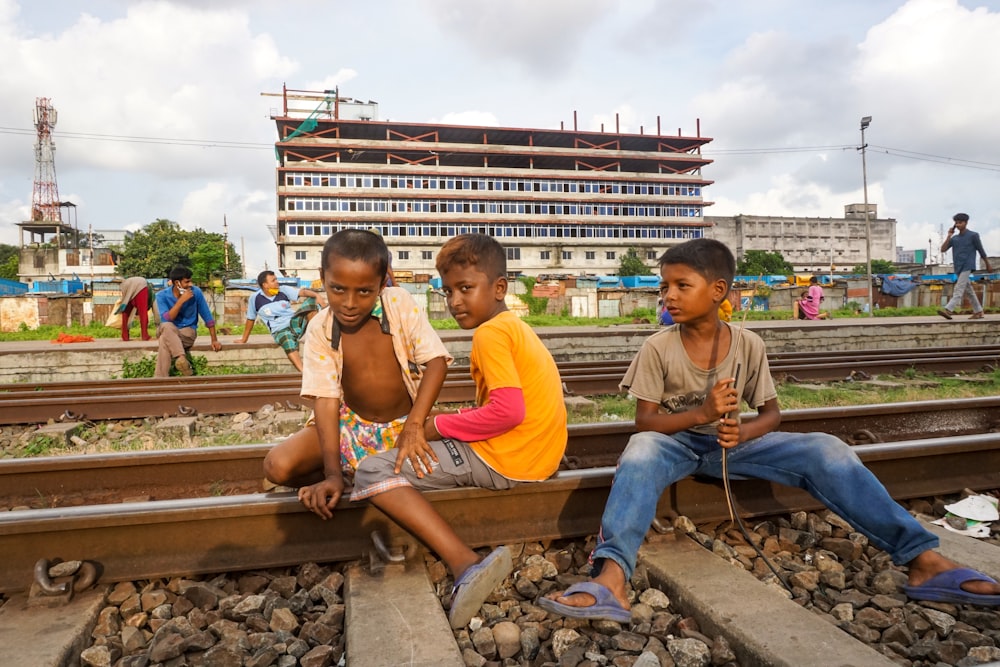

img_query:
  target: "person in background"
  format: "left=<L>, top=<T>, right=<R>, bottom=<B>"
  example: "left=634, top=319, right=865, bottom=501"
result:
left=154, top=266, right=222, bottom=377
left=718, top=296, right=733, bottom=322
left=793, top=289, right=809, bottom=320
left=236, top=271, right=320, bottom=372
left=938, top=212, right=991, bottom=320
left=798, top=276, right=829, bottom=320
left=118, top=276, right=153, bottom=342
left=657, top=297, right=674, bottom=326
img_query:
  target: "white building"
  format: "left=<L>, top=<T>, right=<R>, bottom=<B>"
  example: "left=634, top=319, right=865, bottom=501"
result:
left=268, top=87, right=713, bottom=280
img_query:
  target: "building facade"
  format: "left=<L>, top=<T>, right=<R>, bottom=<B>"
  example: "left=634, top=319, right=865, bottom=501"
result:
left=706, top=204, right=897, bottom=274
left=269, top=87, right=713, bottom=280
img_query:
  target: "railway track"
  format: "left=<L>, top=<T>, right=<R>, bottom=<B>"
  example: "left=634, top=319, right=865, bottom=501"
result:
left=2, top=344, right=999, bottom=425
left=3, top=396, right=1000, bottom=595
left=4, top=401, right=1000, bottom=666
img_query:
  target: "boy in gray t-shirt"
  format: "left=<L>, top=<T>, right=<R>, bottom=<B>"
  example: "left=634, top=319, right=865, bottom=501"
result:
left=540, top=238, right=1000, bottom=623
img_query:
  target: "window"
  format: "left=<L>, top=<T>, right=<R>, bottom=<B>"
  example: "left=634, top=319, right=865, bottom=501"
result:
left=606, top=251, right=616, bottom=260
left=585, top=252, right=596, bottom=260
left=398, top=251, right=410, bottom=260
left=294, top=251, right=307, bottom=261
left=506, top=247, right=521, bottom=261
left=647, top=250, right=657, bottom=260
left=421, top=251, right=433, bottom=260
left=540, top=251, right=550, bottom=260
left=562, top=251, right=572, bottom=260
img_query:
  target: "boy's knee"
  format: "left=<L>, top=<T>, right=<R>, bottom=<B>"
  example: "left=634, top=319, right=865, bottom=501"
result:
left=621, top=431, right=666, bottom=463
left=263, top=453, right=290, bottom=485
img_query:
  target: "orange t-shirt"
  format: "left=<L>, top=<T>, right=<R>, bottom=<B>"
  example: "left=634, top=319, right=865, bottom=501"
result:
left=467, top=311, right=567, bottom=481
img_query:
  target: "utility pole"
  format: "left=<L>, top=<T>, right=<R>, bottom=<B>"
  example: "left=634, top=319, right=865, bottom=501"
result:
left=223, top=215, right=230, bottom=276
left=860, top=116, right=874, bottom=317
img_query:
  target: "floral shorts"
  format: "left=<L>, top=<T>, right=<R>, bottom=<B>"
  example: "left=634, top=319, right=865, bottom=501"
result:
left=338, top=402, right=406, bottom=471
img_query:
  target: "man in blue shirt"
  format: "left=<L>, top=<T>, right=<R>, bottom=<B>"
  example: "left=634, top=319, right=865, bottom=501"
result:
left=938, top=212, right=991, bottom=320
left=236, top=270, right=319, bottom=372
left=154, top=265, right=222, bottom=377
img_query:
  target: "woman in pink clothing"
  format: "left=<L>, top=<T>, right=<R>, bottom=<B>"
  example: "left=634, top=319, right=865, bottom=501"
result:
left=798, top=276, right=829, bottom=320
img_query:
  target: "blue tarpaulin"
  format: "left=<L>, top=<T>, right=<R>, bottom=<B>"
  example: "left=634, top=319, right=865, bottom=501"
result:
left=881, top=276, right=920, bottom=296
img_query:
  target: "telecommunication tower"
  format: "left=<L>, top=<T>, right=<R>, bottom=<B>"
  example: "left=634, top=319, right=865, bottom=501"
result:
left=31, top=97, right=61, bottom=222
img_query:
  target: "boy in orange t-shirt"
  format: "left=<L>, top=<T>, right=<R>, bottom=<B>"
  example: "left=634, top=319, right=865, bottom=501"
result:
left=352, top=233, right=568, bottom=629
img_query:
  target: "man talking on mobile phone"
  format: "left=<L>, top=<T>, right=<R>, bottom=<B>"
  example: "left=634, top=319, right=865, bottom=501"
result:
left=154, top=265, right=223, bottom=377
left=938, top=213, right=992, bottom=320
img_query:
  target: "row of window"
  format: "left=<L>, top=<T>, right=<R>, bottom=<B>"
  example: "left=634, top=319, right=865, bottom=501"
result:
left=284, top=197, right=703, bottom=218
left=295, top=247, right=659, bottom=263
left=283, top=172, right=703, bottom=197
left=284, top=221, right=705, bottom=240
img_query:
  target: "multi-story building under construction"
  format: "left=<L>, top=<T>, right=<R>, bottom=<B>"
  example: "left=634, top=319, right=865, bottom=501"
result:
left=268, top=87, right=713, bottom=280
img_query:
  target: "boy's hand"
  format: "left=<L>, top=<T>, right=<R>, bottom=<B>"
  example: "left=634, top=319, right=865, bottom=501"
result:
left=393, top=424, right=438, bottom=478
left=701, top=377, right=739, bottom=424
left=716, top=417, right=742, bottom=449
left=297, top=475, right=345, bottom=520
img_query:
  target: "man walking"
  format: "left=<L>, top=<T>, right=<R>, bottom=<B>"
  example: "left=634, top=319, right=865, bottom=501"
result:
left=939, top=212, right=991, bottom=320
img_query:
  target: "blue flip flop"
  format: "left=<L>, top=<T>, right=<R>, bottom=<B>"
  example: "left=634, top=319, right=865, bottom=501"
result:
left=537, top=581, right=632, bottom=623
left=903, top=567, right=1000, bottom=606
left=448, top=546, right=513, bottom=628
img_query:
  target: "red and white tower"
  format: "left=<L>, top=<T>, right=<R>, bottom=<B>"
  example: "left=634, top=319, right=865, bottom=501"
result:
left=31, top=97, right=61, bottom=222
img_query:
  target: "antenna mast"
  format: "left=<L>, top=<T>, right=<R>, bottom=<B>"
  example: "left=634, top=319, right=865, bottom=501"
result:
left=32, top=98, right=61, bottom=223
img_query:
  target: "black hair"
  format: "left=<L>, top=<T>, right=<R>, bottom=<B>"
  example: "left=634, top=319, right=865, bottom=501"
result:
left=435, top=234, right=507, bottom=279
left=953, top=212, right=970, bottom=222
left=168, top=265, right=192, bottom=281
left=809, top=276, right=819, bottom=285
left=658, top=238, right=735, bottom=289
left=256, top=270, right=275, bottom=288
left=320, top=229, right=388, bottom=280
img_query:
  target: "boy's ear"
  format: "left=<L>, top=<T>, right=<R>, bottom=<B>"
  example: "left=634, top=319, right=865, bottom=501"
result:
left=712, top=278, right=728, bottom=303
left=493, top=276, right=508, bottom=300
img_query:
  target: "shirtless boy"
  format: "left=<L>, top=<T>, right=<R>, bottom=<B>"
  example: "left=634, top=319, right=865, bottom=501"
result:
left=263, top=229, right=452, bottom=515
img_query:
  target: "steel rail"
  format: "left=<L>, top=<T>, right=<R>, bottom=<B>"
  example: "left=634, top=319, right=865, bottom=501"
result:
left=1, top=432, right=997, bottom=594
left=4, top=395, right=1000, bottom=506
left=3, top=347, right=1000, bottom=425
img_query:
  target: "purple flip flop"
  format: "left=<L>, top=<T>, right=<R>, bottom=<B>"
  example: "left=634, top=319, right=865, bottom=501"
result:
left=537, top=581, right=632, bottom=623
left=448, top=546, right=513, bottom=628
left=903, top=567, right=1000, bottom=606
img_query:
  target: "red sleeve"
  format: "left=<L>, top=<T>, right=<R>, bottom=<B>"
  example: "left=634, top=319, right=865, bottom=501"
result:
left=434, top=386, right=525, bottom=441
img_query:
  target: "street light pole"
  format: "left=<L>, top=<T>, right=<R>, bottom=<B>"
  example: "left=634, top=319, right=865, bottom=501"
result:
left=860, top=115, right=874, bottom=317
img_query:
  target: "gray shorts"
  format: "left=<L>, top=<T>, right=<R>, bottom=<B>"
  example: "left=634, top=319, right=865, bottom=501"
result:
left=351, top=438, right=517, bottom=500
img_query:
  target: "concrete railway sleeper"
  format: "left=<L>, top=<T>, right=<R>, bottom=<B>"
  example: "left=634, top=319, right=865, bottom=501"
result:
left=1, top=497, right=997, bottom=666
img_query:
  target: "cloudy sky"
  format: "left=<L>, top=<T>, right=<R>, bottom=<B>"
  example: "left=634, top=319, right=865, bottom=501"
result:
left=2, top=0, right=999, bottom=276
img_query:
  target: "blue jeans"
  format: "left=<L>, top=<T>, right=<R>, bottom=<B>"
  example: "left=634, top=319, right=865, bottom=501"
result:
left=592, top=430, right=939, bottom=580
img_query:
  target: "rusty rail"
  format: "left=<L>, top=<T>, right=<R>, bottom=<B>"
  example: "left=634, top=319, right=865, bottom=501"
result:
left=2, top=346, right=1000, bottom=425
left=1, top=432, right=997, bottom=593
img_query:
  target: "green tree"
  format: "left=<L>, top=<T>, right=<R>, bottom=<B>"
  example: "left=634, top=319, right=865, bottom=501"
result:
left=0, top=244, right=19, bottom=281
left=618, top=248, right=653, bottom=276
left=736, top=250, right=794, bottom=276
left=116, top=219, right=242, bottom=282
left=0, top=253, right=18, bottom=281
left=851, top=259, right=895, bottom=274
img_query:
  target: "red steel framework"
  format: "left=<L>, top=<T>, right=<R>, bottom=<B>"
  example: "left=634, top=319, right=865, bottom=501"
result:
left=31, top=98, right=61, bottom=223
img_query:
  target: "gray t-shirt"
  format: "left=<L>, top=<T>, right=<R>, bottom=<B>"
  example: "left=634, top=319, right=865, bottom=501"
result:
left=620, top=323, right=776, bottom=435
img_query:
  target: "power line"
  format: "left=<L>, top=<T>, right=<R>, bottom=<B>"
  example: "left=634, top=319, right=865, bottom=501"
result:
left=2, top=125, right=999, bottom=172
